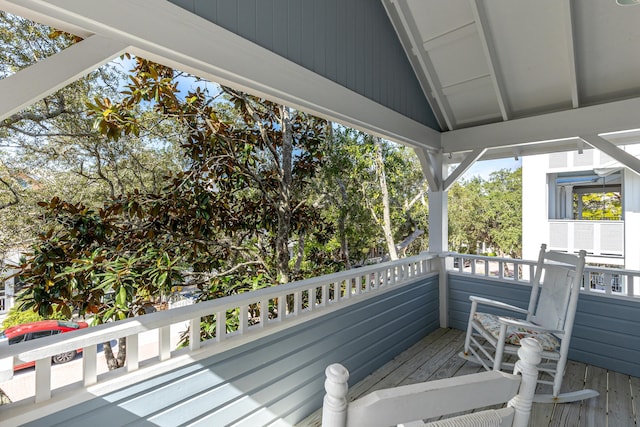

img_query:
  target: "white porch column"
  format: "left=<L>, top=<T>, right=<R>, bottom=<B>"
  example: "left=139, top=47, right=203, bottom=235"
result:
left=425, top=151, right=450, bottom=328
left=624, top=170, right=640, bottom=272
left=563, top=185, right=574, bottom=219
left=428, top=190, right=448, bottom=253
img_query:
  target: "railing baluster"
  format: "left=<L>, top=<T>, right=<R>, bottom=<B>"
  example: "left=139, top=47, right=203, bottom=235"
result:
left=295, top=291, right=302, bottom=314
left=216, top=311, right=225, bottom=342
left=159, top=325, right=171, bottom=361
left=260, top=299, right=269, bottom=326
left=35, top=357, right=52, bottom=403
left=126, top=334, right=139, bottom=372
left=277, top=296, right=284, bottom=321
left=189, top=317, right=200, bottom=351
left=83, top=345, right=98, bottom=386
left=239, top=305, right=248, bottom=334
left=309, top=287, right=316, bottom=307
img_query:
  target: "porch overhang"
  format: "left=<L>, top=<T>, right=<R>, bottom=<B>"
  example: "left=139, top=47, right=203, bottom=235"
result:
left=3, top=0, right=640, bottom=167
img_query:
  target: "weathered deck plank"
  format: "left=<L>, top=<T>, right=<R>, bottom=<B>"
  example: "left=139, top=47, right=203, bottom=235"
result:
left=296, top=328, right=636, bottom=427
left=582, top=366, right=608, bottom=427
left=608, top=370, right=635, bottom=427
left=631, top=375, right=640, bottom=425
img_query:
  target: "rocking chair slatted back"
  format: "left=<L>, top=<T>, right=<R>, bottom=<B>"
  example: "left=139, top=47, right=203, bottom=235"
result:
left=527, top=245, right=586, bottom=333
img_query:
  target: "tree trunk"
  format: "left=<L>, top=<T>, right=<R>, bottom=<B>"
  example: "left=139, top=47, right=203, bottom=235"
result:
left=293, top=229, right=305, bottom=273
left=337, top=179, right=351, bottom=269
left=374, top=137, right=398, bottom=260
left=103, top=337, right=127, bottom=370
left=276, top=106, right=293, bottom=283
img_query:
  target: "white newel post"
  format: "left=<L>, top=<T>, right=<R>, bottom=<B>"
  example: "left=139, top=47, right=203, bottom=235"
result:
left=509, top=337, right=543, bottom=427
left=322, top=363, right=349, bottom=427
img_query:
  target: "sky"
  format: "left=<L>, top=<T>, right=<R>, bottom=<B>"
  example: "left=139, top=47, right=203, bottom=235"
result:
left=461, top=157, right=521, bottom=180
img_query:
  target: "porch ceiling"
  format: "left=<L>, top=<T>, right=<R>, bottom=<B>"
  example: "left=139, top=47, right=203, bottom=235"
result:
left=384, top=0, right=640, bottom=163
left=2, top=0, right=640, bottom=166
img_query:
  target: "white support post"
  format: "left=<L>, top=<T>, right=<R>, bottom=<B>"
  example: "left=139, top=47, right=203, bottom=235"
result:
left=439, top=255, right=453, bottom=328
left=623, top=169, right=640, bottom=272
left=159, top=326, right=171, bottom=361
left=34, top=358, right=52, bottom=403
left=322, top=364, right=350, bottom=427
left=509, top=338, right=543, bottom=427
left=428, top=191, right=448, bottom=254
left=83, top=345, right=98, bottom=387
left=126, top=334, right=139, bottom=372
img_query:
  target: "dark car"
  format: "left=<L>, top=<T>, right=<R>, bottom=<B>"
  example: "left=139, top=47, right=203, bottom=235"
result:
left=0, top=320, right=89, bottom=370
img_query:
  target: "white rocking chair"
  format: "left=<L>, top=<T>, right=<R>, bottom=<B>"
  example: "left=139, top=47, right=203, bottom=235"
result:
left=322, top=338, right=543, bottom=427
left=460, top=243, right=598, bottom=403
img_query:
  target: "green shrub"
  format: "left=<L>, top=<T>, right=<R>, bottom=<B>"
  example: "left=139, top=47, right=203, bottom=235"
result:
left=2, top=305, right=68, bottom=329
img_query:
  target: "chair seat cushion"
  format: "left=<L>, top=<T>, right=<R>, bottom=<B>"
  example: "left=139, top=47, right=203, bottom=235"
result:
left=475, top=312, right=560, bottom=351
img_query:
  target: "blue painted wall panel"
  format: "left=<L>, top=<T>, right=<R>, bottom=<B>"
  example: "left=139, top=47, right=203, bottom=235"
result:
left=448, top=273, right=640, bottom=377
left=27, top=276, right=439, bottom=427
left=167, top=0, right=439, bottom=130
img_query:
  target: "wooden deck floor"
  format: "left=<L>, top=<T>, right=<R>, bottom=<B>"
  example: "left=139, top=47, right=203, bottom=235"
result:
left=298, top=328, right=640, bottom=427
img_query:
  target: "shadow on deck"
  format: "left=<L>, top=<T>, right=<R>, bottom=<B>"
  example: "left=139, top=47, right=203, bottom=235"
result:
left=297, top=328, right=640, bottom=427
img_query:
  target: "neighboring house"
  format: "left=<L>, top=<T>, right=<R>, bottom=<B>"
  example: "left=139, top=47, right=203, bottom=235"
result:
left=522, top=146, right=640, bottom=273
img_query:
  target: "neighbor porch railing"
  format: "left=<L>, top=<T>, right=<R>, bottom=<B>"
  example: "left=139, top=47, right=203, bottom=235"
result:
left=0, top=253, right=438, bottom=406
left=446, top=253, right=640, bottom=298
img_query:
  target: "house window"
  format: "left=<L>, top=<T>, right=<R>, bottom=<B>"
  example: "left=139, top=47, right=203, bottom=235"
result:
left=549, top=171, right=622, bottom=220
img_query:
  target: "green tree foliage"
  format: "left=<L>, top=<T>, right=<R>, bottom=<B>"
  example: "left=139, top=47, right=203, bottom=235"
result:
left=448, top=168, right=522, bottom=257
left=0, top=12, right=184, bottom=255
left=577, top=192, right=621, bottom=220
left=313, top=128, right=428, bottom=266
left=15, top=57, right=330, bottom=351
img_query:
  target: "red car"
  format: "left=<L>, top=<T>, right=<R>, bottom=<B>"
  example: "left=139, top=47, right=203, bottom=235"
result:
left=0, top=320, right=89, bottom=370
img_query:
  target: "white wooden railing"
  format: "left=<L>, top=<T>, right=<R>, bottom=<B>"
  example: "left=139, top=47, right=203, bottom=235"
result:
left=0, top=253, right=438, bottom=405
left=446, top=253, right=640, bottom=299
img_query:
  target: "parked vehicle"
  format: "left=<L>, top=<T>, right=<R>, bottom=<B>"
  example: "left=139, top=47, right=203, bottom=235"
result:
left=0, top=320, right=89, bottom=370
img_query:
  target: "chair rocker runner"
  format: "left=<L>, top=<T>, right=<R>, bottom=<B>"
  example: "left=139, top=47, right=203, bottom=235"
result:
left=322, top=338, right=543, bottom=427
left=460, top=243, right=598, bottom=403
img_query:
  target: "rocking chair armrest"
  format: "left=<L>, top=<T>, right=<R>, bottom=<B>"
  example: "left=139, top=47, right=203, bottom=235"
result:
left=469, top=296, right=529, bottom=315
left=497, top=317, right=564, bottom=336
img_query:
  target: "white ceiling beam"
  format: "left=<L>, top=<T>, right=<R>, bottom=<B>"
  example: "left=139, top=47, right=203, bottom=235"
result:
left=562, top=0, right=579, bottom=108
left=383, top=0, right=454, bottom=131
left=4, top=0, right=441, bottom=151
left=443, top=148, right=486, bottom=191
left=469, top=0, right=510, bottom=120
left=581, top=135, right=640, bottom=176
left=0, top=35, right=127, bottom=122
left=442, top=96, right=640, bottom=153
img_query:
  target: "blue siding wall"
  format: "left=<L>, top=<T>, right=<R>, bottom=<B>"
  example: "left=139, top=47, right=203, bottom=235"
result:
left=28, top=275, right=439, bottom=427
left=168, top=0, right=439, bottom=130
left=449, top=273, right=640, bottom=377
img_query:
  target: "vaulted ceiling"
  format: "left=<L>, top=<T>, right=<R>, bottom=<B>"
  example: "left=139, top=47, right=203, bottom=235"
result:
left=2, top=0, right=640, bottom=172
left=384, top=0, right=640, bottom=166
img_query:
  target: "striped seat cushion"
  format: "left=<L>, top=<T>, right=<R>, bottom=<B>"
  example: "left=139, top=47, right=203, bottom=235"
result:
left=475, top=312, right=560, bottom=351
